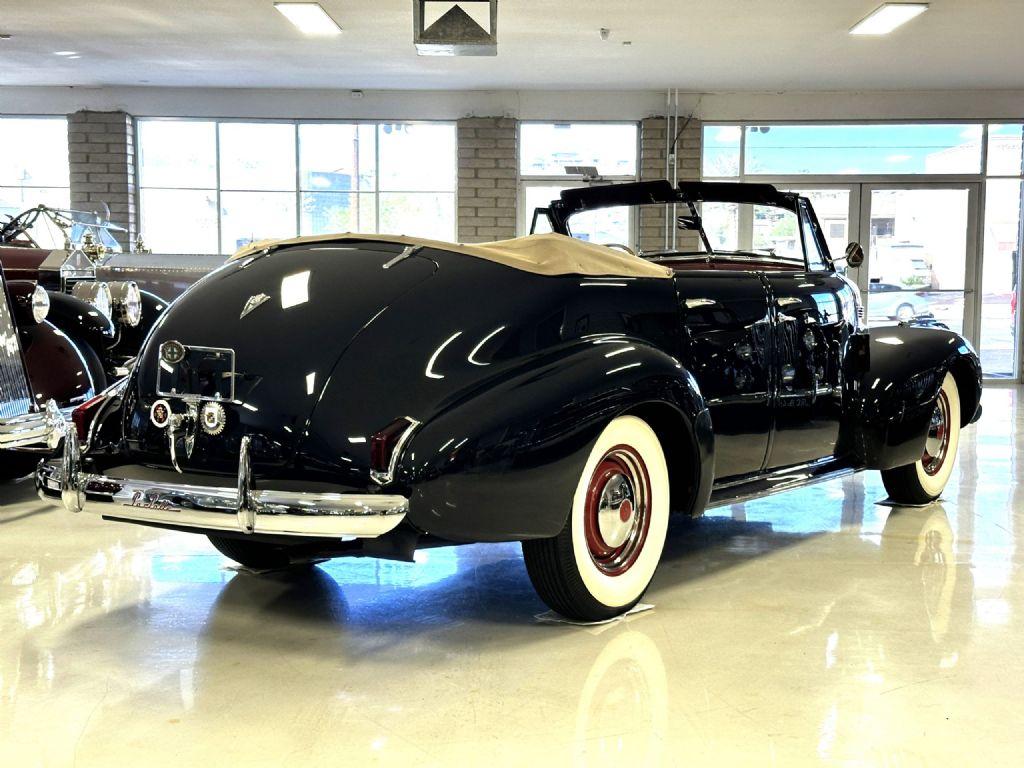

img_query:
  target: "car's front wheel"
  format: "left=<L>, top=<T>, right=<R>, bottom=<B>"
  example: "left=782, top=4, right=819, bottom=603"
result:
left=522, top=415, right=670, bottom=621
left=881, top=372, right=961, bottom=504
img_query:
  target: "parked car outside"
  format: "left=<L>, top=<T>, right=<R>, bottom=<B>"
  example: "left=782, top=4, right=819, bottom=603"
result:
left=35, top=181, right=982, bottom=620
left=872, top=242, right=936, bottom=289
left=867, top=280, right=933, bottom=323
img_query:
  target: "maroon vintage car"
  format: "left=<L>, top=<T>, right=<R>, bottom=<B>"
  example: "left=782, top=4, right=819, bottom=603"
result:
left=0, top=205, right=167, bottom=480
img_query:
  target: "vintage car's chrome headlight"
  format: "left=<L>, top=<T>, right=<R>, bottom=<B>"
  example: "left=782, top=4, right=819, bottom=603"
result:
left=108, top=281, right=143, bottom=327
left=71, top=281, right=113, bottom=321
left=31, top=284, right=50, bottom=323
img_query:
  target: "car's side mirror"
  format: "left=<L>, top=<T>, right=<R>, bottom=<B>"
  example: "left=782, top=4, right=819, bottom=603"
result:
left=844, top=242, right=865, bottom=268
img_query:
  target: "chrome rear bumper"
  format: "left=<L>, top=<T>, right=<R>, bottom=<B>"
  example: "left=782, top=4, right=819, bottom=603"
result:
left=0, top=400, right=63, bottom=450
left=36, top=433, right=408, bottom=539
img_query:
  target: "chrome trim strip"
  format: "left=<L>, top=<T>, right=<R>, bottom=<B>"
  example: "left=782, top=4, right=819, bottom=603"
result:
left=369, top=416, right=420, bottom=486
left=0, top=400, right=63, bottom=450
left=382, top=245, right=422, bottom=270
left=36, top=441, right=408, bottom=539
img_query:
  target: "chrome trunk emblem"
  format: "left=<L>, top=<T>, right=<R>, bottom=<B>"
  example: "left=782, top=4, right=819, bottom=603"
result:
left=240, top=293, right=271, bottom=319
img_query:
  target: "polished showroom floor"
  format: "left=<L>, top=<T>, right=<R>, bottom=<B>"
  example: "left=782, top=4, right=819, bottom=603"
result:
left=1, top=388, right=1020, bottom=766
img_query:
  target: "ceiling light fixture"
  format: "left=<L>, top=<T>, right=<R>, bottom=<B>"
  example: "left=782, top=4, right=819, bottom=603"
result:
left=414, top=1, right=498, bottom=57
left=274, top=3, right=342, bottom=36
left=850, top=3, right=928, bottom=35
left=54, top=50, right=78, bottom=56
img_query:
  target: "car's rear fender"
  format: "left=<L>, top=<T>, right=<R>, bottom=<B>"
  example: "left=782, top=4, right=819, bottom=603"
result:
left=398, top=340, right=713, bottom=543
left=840, top=327, right=981, bottom=470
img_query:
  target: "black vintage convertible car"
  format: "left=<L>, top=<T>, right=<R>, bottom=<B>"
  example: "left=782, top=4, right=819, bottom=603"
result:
left=36, top=181, right=982, bottom=620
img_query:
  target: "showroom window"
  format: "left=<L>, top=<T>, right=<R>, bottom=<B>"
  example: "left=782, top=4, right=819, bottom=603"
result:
left=703, top=121, right=1024, bottom=380
left=703, top=123, right=984, bottom=177
left=980, top=124, right=1024, bottom=378
left=518, top=122, right=638, bottom=244
left=0, top=116, right=70, bottom=218
left=137, top=119, right=456, bottom=254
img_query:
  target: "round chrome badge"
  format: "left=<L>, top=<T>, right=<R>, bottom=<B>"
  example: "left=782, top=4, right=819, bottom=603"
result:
left=150, top=399, right=172, bottom=429
left=160, top=340, right=186, bottom=365
left=201, top=401, right=227, bottom=436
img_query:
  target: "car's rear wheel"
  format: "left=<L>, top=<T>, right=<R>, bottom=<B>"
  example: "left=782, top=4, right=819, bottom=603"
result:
left=207, top=534, right=312, bottom=571
left=881, top=372, right=961, bottom=504
left=522, top=415, right=670, bottom=621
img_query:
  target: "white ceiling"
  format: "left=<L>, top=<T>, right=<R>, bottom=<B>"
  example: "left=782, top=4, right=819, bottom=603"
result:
left=1, top=1, right=1022, bottom=91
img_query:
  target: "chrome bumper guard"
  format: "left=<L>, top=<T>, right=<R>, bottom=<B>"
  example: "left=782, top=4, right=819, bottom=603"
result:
left=36, top=433, right=408, bottom=539
left=0, top=400, right=63, bottom=450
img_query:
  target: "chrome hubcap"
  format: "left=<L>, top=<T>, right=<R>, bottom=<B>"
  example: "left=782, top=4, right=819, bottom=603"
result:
left=597, top=472, right=636, bottom=549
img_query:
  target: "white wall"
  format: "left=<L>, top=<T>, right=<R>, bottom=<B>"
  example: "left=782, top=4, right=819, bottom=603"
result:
left=3, top=86, right=1024, bottom=122
left=0, top=87, right=668, bottom=121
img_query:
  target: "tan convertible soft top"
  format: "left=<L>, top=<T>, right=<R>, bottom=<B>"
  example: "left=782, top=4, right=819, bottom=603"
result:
left=231, top=232, right=673, bottom=279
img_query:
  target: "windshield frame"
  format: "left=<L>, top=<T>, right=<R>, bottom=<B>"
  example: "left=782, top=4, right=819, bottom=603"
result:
left=534, top=180, right=836, bottom=273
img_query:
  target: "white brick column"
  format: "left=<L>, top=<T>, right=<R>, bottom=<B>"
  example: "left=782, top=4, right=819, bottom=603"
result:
left=68, top=110, right=137, bottom=249
left=638, top=116, right=702, bottom=253
left=456, top=117, right=517, bottom=243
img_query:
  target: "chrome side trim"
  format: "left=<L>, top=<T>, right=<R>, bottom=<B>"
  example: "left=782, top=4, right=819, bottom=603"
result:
left=36, top=440, right=409, bottom=539
left=0, top=400, right=63, bottom=450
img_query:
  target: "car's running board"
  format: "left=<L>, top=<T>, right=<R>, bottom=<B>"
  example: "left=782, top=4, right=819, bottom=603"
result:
left=706, top=459, right=858, bottom=510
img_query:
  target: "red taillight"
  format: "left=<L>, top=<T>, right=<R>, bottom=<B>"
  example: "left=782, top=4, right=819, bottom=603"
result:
left=71, top=394, right=106, bottom=443
left=370, top=417, right=417, bottom=484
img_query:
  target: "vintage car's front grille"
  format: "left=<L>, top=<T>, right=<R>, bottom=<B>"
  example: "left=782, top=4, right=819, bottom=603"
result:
left=0, top=275, right=33, bottom=421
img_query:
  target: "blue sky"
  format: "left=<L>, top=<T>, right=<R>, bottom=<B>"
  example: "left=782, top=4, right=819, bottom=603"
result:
left=704, top=123, right=1023, bottom=176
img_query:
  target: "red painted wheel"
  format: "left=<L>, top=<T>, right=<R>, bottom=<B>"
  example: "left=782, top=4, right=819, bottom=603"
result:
left=582, top=446, right=652, bottom=577
left=921, top=389, right=951, bottom=476
left=522, top=415, right=670, bottom=621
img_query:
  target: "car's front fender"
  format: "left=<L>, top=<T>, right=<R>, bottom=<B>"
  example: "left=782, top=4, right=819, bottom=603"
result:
left=45, top=290, right=116, bottom=351
left=398, top=339, right=713, bottom=543
left=107, top=289, right=169, bottom=361
left=841, top=327, right=981, bottom=470
left=20, top=320, right=98, bottom=407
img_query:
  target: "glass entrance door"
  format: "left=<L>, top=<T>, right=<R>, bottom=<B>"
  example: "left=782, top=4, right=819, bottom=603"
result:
left=858, top=184, right=980, bottom=339
left=779, top=186, right=859, bottom=267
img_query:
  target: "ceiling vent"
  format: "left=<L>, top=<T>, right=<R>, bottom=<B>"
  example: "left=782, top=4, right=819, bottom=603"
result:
left=413, top=1, right=497, bottom=56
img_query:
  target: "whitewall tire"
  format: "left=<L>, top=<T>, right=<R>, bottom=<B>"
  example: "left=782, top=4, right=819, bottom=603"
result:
left=522, top=415, right=670, bottom=621
left=881, top=372, right=961, bottom=504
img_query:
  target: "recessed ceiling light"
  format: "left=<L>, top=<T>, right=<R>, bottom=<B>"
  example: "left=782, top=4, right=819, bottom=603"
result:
left=274, top=3, right=342, bottom=36
left=54, top=50, right=78, bottom=56
left=850, top=3, right=928, bottom=35
left=0, top=34, right=12, bottom=41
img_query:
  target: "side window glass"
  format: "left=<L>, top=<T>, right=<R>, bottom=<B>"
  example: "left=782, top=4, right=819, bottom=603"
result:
left=800, top=202, right=828, bottom=272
